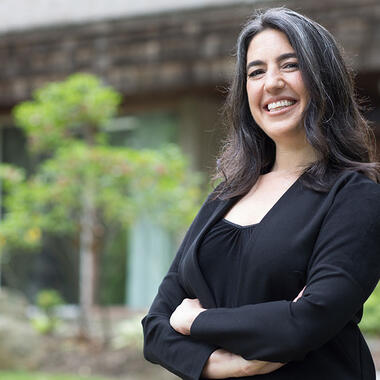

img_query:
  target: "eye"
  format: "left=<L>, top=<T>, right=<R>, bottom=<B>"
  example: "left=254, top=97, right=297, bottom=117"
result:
left=248, top=69, right=265, bottom=78
left=283, top=62, right=299, bottom=70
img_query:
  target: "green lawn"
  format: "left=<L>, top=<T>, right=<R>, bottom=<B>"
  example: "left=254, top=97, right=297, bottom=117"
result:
left=0, top=372, right=113, bottom=380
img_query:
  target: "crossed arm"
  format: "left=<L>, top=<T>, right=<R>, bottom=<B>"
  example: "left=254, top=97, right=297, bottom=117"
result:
left=141, top=262, right=292, bottom=379
left=169, top=289, right=304, bottom=378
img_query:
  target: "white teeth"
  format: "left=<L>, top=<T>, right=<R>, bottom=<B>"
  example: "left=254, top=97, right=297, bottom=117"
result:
left=267, top=100, right=296, bottom=111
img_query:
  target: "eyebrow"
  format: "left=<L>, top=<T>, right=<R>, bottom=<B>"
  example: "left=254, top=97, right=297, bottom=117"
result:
left=246, top=52, right=297, bottom=70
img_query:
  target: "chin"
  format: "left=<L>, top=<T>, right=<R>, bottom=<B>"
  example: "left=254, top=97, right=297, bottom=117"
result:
left=262, top=123, right=306, bottom=142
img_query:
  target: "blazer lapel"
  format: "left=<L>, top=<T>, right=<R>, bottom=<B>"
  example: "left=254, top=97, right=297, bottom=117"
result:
left=179, top=196, right=239, bottom=308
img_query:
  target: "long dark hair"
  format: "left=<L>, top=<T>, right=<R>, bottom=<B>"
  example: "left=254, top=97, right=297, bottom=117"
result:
left=213, top=7, right=379, bottom=199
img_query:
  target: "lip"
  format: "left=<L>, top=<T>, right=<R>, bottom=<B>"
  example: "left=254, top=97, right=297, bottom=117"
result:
left=263, top=98, right=298, bottom=116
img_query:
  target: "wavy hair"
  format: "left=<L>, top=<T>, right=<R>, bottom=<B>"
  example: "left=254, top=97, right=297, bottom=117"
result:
left=213, top=7, right=379, bottom=199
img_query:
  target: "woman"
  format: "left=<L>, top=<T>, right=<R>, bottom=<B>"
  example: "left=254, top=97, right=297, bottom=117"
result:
left=142, top=7, right=380, bottom=379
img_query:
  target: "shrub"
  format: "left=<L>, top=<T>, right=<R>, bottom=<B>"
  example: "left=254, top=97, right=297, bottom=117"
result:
left=31, top=289, right=64, bottom=335
left=360, top=284, right=380, bottom=335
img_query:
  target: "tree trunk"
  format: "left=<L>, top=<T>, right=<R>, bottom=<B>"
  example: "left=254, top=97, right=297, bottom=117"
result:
left=79, top=184, right=97, bottom=338
left=78, top=125, right=101, bottom=338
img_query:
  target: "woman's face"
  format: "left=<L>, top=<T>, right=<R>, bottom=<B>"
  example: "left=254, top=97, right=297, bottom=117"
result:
left=246, top=28, right=309, bottom=145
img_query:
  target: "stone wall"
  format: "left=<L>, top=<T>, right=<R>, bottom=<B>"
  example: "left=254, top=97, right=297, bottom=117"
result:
left=0, top=0, right=379, bottom=109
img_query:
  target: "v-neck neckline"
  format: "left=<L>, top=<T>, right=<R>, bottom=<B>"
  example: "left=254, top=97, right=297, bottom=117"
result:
left=178, top=172, right=306, bottom=308
left=223, top=172, right=305, bottom=229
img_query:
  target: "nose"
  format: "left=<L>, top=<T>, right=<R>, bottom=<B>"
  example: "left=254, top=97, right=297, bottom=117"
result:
left=264, top=69, right=285, bottom=92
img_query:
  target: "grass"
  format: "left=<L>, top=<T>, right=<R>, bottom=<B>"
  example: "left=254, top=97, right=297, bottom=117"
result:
left=0, top=371, right=114, bottom=380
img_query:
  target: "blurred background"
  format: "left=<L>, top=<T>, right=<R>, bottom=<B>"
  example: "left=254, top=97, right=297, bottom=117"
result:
left=0, top=0, right=379, bottom=379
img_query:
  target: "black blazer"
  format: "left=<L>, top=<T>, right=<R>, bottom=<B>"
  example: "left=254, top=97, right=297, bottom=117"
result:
left=142, top=170, right=380, bottom=380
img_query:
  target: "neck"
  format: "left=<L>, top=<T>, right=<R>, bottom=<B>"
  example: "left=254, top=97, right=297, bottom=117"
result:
left=270, top=141, right=319, bottom=177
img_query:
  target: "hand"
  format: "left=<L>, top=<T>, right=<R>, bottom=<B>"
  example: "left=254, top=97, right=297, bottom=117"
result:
left=202, top=349, right=246, bottom=379
left=202, top=349, right=286, bottom=378
left=170, top=298, right=206, bottom=335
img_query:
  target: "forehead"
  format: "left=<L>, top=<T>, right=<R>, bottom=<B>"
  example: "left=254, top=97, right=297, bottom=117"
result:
left=247, top=29, right=295, bottom=60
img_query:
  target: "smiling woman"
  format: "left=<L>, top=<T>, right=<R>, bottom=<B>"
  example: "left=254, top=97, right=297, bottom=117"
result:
left=245, top=29, right=310, bottom=144
left=214, top=7, right=379, bottom=198
left=142, top=7, right=380, bottom=380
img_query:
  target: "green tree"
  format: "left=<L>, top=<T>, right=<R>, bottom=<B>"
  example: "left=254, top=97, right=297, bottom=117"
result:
left=0, top=73, right=203, bottom=336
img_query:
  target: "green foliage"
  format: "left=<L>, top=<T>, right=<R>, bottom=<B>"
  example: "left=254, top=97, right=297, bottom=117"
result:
left=360, top=284, right=380, bottom=335
left=126, top=144, right=204, bottom=229
left=31, top=289, right=64, bottom=335
left=0, top=143, right=202, bottom=250
left=0, top=164, right=25, bottom=190
left=30, top=314, right=60, bottom=335
left=36, top=289, right=64, bottom=313
left=0, top=73, right=203, bottom=253
left=13, top=73, right=121, bottom=153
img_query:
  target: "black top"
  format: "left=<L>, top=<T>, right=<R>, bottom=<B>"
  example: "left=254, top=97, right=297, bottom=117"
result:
left=142, top=171, right=380, bottom=380
left=199, top=218, right=258, bottom=307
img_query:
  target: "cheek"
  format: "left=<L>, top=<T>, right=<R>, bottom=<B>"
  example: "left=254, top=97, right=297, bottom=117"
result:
left=246, top=83, right=260, bottom=113
left=292, top=73, right=308, bottom=101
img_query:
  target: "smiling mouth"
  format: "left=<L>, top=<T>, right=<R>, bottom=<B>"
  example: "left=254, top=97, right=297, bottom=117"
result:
left=266, top=99, right=297, bottom=112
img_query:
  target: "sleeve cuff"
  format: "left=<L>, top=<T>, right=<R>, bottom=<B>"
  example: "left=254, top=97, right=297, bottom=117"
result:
left=190, top=309, right=214, bottom=339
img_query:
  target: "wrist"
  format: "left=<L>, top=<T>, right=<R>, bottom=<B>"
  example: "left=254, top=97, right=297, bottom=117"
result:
left=203, top=349, right=245, bottom=378
left=239, top=358, right=255, bottom=377
left=240, top=359, right=267, bottom=376
left=230, top=354, right=253, bottom=378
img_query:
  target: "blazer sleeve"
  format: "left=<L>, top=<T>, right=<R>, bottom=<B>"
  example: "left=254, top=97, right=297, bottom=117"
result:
left=141, top=192, right=218, bottom=380
left=190, top=179, right=380, bottom=363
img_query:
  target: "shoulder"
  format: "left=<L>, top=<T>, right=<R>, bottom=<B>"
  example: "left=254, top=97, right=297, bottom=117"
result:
left=326, top=170, right=380, bottom=227
left=204, top=181, right=228, bottom=206
left=333, top=170, right=380, bottom=200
